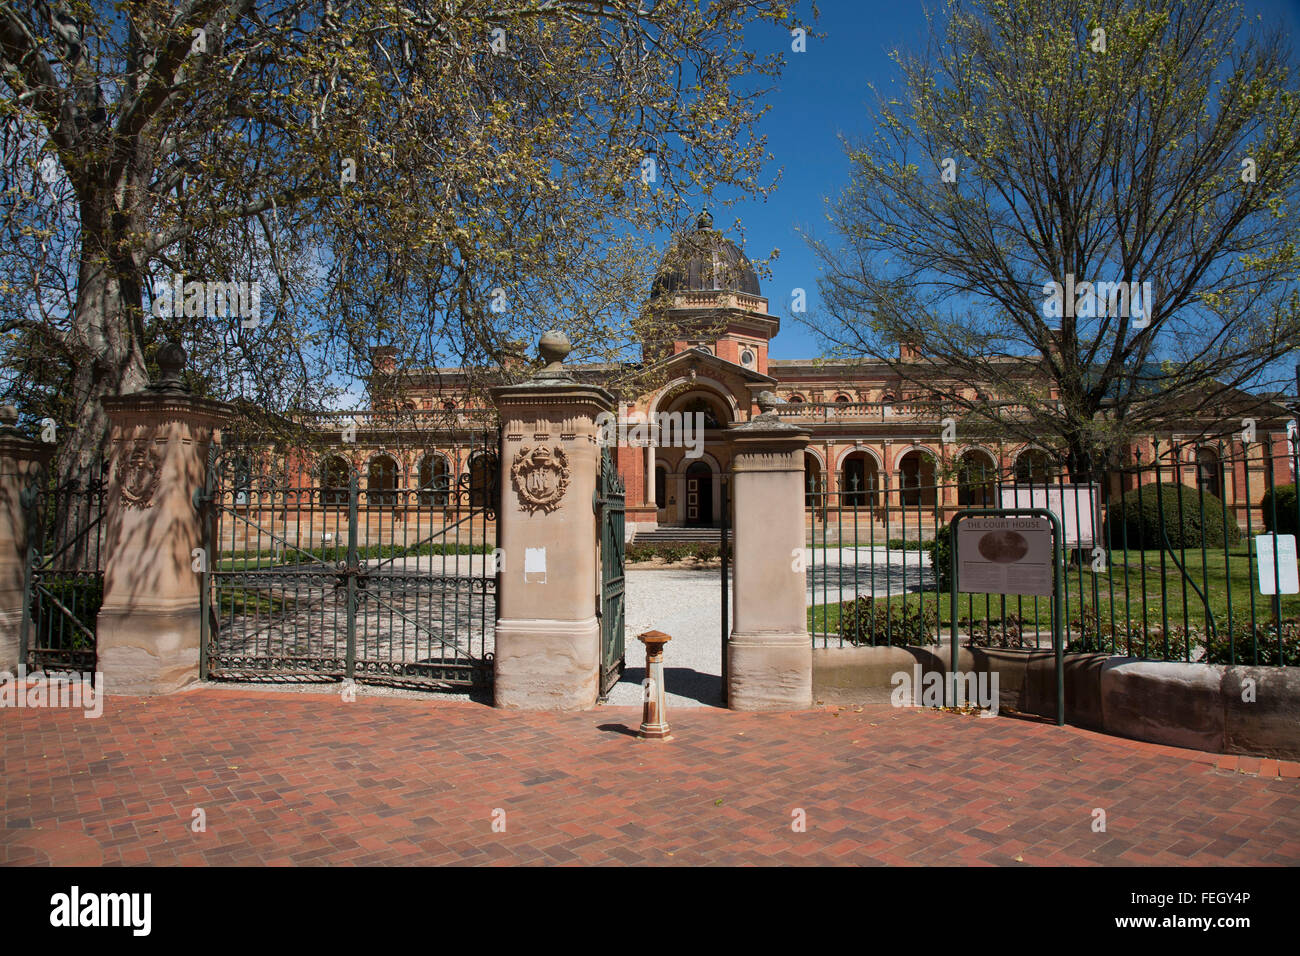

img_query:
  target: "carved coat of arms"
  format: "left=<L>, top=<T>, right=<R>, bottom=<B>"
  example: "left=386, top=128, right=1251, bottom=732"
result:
left=118, top=442, right=163, bottom=509
left=510, top=444, right=569, bottom=514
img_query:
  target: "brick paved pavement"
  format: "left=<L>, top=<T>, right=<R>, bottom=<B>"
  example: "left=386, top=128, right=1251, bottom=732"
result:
left=2, top=688, right=1298, bottom=866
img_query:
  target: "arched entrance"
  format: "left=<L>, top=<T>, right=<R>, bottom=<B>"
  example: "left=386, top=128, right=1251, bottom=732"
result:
left=685, top=460, right=714, bottom=526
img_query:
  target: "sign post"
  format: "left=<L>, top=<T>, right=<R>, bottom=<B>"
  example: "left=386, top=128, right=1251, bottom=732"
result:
left=949, top=508, right=1066, bottom=726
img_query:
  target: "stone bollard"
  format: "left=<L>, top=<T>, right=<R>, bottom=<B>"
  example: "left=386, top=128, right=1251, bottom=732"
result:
left=638, top=630, right=672, bottom=740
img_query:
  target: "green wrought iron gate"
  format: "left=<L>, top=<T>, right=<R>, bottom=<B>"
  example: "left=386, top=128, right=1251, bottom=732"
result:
left=595, top=446, right=626, bottom=698
left=199, top=432, right=500, bottom=690
left=20, top=465, right=107, bottom=673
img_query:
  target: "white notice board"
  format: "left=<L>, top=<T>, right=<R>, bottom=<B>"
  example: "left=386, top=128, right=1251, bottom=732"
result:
left=956, top=516, right=1055, bottom=596
left=999, top=484, right=1098, bottom=548
left=1255, top=534, right=1299, bottom=595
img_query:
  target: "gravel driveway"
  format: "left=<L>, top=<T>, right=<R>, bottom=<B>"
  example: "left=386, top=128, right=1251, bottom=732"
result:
left=604, top=569, right=730, bottom=709
left=606, top=549, right=937, bottom=710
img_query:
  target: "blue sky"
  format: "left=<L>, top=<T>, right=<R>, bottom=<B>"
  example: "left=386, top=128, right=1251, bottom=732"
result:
left=718, top=0, right=1300, bottom=361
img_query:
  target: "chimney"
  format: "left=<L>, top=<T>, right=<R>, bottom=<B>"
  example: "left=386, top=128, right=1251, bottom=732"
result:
left=369, top=345, right=398, bottom=374
left=1040, top=326, right=1062, bottom=361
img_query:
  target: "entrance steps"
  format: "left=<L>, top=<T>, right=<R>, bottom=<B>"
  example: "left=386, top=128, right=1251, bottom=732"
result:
left=630, top=527, right=723, bottom=546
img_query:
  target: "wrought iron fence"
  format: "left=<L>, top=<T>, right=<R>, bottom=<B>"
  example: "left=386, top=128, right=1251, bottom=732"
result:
left=21, top=464, right=107, bottom=673
left=806, top=442, right=1300, bottom=666
left=201, top=432, right=501, bottom=690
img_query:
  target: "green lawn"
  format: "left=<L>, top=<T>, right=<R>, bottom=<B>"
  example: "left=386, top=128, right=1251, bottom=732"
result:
left=216, top=588, right=299, bottom=617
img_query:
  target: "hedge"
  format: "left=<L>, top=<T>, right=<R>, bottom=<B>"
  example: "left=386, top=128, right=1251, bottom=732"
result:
left=1104, top=482, right=1241, bottom=549
left=626, top=542, right=727, bottom=564
left=836, top=595, right=939, bottom=646
left=927, top=524, right=953, bottom=591
left=1260, top=483, right=1298, bottom=537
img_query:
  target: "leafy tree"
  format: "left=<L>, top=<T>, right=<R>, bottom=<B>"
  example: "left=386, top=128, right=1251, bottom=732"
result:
left=804, top=0, right=1300, bottom=478
left=1, top=0, right=802, bottom=484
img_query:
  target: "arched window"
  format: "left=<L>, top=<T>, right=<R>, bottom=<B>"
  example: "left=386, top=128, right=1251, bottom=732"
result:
left=835, top=394, right=851, bottom=405
left=419, top=454, right=451, bottom=507
left=957, top=451, right=997, bottom=506
left=467, top=452, right=498, bottom=509
left=1014, top=449, right=1056, bottom=486
left=681, top=396, right=722, bottom=429
left=898, top=450, right=937, bottom=507
left=841, top=452, right=880, bottom=507
left=787, top=394, right=805, bottom=404
left=320, top=456, right=351, bottom=506
left=804, top=453, right=823, bottom=508
left=367, top=454, right=399, bottom=506
left=1196, top=447, right=1224, bottom=499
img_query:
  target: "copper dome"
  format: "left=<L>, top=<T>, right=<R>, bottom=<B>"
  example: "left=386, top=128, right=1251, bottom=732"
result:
left=651, top=210, right=761, bottom=298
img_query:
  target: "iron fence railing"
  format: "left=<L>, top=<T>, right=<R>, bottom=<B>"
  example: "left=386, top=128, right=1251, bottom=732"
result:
left=20, top=464, right=107, bottom=673
left=806, top=443, right=1300, bottom=666
left=201, top=431, right=501, bottom=690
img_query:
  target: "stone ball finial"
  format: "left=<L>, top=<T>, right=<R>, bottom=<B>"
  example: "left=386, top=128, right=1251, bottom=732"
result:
left=149, top=340, right=190, bottom=394
left=0, top=405, right=17, bottom=427
left=756, top=390, right=780, bottom=414
left=538, top=330, right=571, bottom=372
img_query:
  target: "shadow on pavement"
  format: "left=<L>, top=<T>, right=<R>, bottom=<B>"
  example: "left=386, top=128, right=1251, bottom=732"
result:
left=617, top=665, right=723, bottom=707
left=595, top=723, right=640, bottom=737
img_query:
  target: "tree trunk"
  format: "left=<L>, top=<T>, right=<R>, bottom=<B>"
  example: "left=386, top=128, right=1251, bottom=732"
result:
left=53, top=203, right=148, bottom=569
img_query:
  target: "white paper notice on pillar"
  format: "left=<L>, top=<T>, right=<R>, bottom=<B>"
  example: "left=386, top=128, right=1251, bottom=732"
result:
left=524, top=547, right=547, bottom=584
left=1255, top=534, right=1299, bottom=595
left=956, top=516, right=1054, bottom=596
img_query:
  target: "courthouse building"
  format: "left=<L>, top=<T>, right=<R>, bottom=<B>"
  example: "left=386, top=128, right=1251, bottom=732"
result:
left=268, top=212, right=1294, bottom=541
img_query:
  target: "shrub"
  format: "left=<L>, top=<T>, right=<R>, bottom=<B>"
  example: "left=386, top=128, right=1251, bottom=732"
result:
left=1065, top=619, right=1193, bottom=659
left=837, top=596, right=939, bottom=646
left=963, top=615, right=1026, bottom=648
left=661, top=543, right=692, bottom=564
left=1103, top=482, right=1241, bottom=549
left=1260, top=483, right=1298, bottom=537
left=887, top=538, right=933, bottom=551
left=1203, top=619, right=1300, bottom=667
left=626, top=544, right=657, bottom=563
left=927, top=524, right=953, bottom=591
left=624, top=542, right=726, bottom=565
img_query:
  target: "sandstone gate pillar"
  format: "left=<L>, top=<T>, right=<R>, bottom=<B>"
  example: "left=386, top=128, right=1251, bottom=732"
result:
left=96, top=344, right=231, bottom=695
left=726, top=392, right=812, bottom=710
left=0, top=407, right=54, bottom=672
left=491, top=332, right=615, bottom=709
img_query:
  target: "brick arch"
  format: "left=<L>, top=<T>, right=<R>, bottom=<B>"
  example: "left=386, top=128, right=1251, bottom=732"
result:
left=832, top=444, right=884, bottom=473
left=313, top=451, right=355, bottom=478
left=648, top=375, right=742, bottom=422
left=892, top=444, right=939, bottom=474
